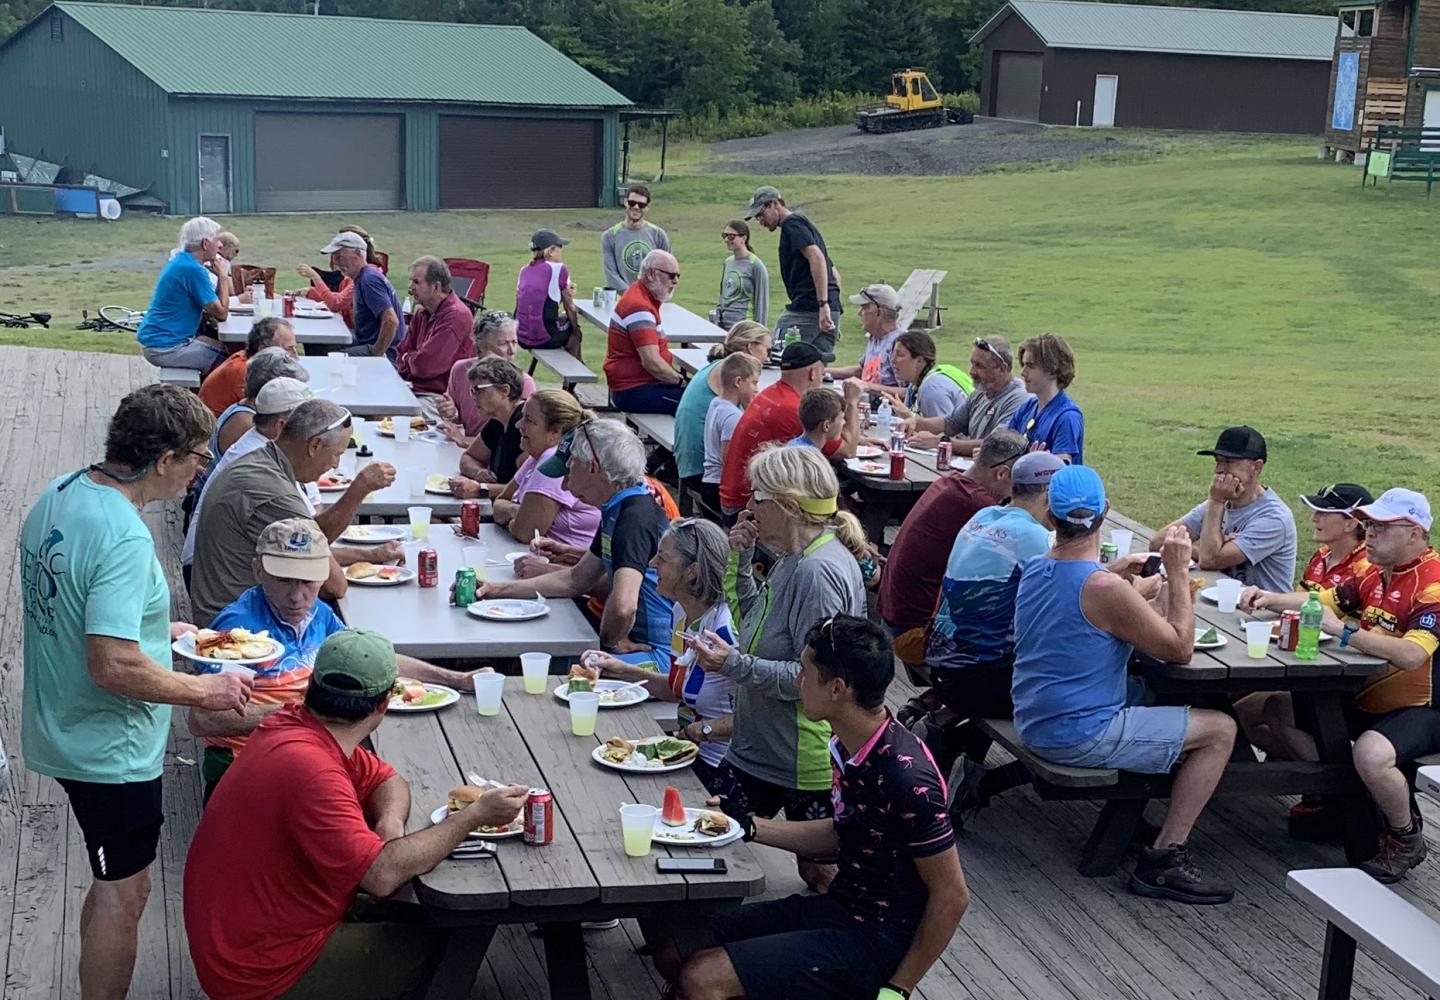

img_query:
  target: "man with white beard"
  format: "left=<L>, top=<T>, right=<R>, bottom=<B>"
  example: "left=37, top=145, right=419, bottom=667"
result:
left=603, top=249, right=686, bottom=415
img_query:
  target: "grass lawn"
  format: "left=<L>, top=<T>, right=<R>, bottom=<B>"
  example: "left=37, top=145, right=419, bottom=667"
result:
left=0, top=131, right=1435, bottom=531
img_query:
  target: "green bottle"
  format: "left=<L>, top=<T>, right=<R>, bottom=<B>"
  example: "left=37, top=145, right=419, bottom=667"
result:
left=1296, top=589, right=1323, bottom=661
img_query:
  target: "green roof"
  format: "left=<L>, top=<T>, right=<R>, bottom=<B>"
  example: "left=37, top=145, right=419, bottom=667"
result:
left=43, top=1, right=631, bottom=107
left=970, top=0, right=1340, bottom=61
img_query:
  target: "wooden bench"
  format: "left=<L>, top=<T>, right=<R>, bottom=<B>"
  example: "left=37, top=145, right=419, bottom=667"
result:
left=157, top=367, right=201, bottom=389
left=895, top=268, right=948, bottom=332
left=574, top=383, right=614, bottom=411
left=1362, top=126, right=1440, bottom=198
left=626, top=412, right=676, bottom=453
left=1287, top=867, right=1440, bottom=1000
left=526, top=349, right=597, bottom=393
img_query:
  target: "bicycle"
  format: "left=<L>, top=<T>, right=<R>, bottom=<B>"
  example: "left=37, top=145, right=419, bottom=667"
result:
left=78, top=305, right=144, bottom=333
left=0, top=310, right=51, bottom=329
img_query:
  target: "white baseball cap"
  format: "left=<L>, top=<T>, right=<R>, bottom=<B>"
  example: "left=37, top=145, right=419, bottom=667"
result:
left=320, top=231, right=368, bottom=254
left=255, top=376, right=314, bottom=415
left=1356, top=488, right=1433, bottom=531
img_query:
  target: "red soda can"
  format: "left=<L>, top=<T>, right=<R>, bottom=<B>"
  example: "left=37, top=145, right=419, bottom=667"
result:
left=889, top=448, right=906, bottom=481
left=524, top=788, right=553, bottom=845
left=1279, top=610, right=1301, bottom=651
left=283, top=292, right=295, bottom=318
left=417, top=547, right=439, bottom=588
left=460, top=500, right=481, bottom=538
left=936, top=439, right=952, bottom=468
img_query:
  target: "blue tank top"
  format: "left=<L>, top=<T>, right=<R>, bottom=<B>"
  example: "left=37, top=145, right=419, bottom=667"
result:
left=1011, top=557, right=1132, bottom=750
left=192, top=400, right=256, bottom=499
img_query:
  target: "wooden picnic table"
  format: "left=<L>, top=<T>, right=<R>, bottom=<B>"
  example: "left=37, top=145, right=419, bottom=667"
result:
left=838, top=444, right=944, bottom=541
left=575, top=299, right=727, bottom=345
left=371, top=676, right=766, bottom=1000
left=336, top=524, right=597, bottom=660
left=218, top=299, right=353, bottom=347
left=300, top=355, right=421, bottom=417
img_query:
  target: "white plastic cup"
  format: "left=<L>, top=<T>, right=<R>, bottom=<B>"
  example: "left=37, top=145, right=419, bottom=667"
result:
left=462, top=544, right=488, bottom=583
left=619, top=803, right=657, bottom=858
left=473, top=672, right=505, bottom=716
left=405, top=465, right=425, bottom=495
left=569, top=691, right=599, bottom=736
left=1215, top=578, right=1243, bottom=614
left=393, top=418, right=411, bottom=443
left=1244, top=620, right=1272, bottom=658
left=1110, top=529, right=1134, bottom=556
left=407, top=505, right=432, bottom=540
left=521, top=652, right=550, bottom=695
left=342, top=358, right=359, bottom=386
left=337, top=452, right=356, bottom=479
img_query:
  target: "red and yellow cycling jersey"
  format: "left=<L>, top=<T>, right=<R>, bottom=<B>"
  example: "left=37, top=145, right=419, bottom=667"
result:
left=1329, top=548, right=1440, bottom=714
left=1301, top=543, right=1371, bottom=592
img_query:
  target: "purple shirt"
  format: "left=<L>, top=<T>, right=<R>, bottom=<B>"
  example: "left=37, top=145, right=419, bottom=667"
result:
left=510, top=447, right=600, bottom=548
left=352, top=264, right=405, bottom=357
left=515, top=259, right=570, bottom=349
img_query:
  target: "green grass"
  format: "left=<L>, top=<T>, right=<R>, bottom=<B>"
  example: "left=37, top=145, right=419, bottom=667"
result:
left=1, top=130, right=1436, bottom=531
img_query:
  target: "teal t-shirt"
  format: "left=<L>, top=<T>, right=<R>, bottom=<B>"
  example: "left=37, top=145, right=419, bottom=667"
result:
left=673, top=360, right=720, bottom=481
left=21, top=471, right=174, bottom=783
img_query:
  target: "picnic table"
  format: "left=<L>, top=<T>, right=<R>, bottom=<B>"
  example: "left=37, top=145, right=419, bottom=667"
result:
left=575, top=300, right=727, bottom=345
left=299, top=355, right=421, bottom=417
left=337, top=524, right=597, bottom=660
left=371, top=677, right=766, bottom=999
left=343, top=418, right=482, bottom=519
left=838, top=443, right=951, bottom=541
left=218, top=299, right=353, bottom=347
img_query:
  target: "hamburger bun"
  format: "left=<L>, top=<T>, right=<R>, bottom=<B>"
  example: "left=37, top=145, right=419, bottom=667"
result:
left=448, top=785, right=484, bottom=813
left=347, top=562, right=379, bottom=581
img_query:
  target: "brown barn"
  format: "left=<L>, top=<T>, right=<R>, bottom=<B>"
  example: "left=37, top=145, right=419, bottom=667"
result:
left=1322, top=0, right=1440, bottom=157
left=971, top=0, right=1338, bottom=133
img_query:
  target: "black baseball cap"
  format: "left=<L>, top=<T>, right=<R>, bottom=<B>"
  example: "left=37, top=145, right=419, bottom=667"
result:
left=1197, top=426, right=1266, bottom=461
left=1300, top=483, right=1373, bottom=513
left=779, top=342, right=824, bottom=370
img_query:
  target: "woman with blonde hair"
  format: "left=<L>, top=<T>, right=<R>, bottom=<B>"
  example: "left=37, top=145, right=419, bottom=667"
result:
left=687, top=445, right=866, bottom=891
left=673, top=319, right=774, bottom=512
left=488, top=389, right=601, bottom=547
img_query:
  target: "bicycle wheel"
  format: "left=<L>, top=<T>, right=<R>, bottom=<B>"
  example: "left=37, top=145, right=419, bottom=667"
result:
left=99, top=305, right=144, bottom=331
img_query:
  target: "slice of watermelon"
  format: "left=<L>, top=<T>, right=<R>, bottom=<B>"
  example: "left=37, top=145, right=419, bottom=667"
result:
left=661, top=786, right=687, bottom=827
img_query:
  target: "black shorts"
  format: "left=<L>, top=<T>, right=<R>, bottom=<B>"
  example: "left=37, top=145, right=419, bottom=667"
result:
left=58, top=776, right=164, bottom=881
left=932, top=662, right=1015, bottom=720
left=1348, top=705, right=1440, bottom=764
left=709, top=760, right=833, bottom=822
left=708, top=894, right=910, bottom=1000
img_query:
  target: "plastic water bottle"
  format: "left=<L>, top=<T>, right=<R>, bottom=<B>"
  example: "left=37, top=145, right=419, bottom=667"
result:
left=1296, top=589, right=1323, bottom=661
left=875, top=398, right=894, bottom=439
left=401, top=295, right=413, bottom=319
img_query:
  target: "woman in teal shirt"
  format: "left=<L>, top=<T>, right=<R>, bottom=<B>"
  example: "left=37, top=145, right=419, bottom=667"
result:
left=673, top=320, right=772, bottom=513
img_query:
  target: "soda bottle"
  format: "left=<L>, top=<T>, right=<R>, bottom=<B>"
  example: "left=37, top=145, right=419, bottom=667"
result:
left=1296, top=589, right=1323, bottom=661
left=784, top=325, right=800, bottom=347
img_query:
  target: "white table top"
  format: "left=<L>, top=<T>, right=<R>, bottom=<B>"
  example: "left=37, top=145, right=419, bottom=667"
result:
left=575, top=299, right=727, bottom=345
left=301, top=356, right=421, bottom=417
left=219, top=299, right=353, bottom=346
left=671, top=347, right=788, bottom=389
left=340, top=418, right=485, bottom=518
left=1419, top=766, right=1440, bottom=802
left=337, top=524, right=598, bottom=659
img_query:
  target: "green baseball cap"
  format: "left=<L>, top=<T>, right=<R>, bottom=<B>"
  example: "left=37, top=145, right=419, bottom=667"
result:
left=538, top=427, right=577, bottom=477
left=311, top=628, right=396, bottom=698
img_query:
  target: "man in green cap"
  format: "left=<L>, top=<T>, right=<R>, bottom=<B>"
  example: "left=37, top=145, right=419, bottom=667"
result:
left=184, top=629, right=529, bottom=1000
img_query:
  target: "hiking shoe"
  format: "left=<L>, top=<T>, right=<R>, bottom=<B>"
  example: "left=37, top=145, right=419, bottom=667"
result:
left=1360, top=827, right=1428, bottom=884
left=946, top=757, right=987, bottom=832
left=1288, top=797, right=1344, bottom=843
left=1129, top=844, right=1235, bottom=904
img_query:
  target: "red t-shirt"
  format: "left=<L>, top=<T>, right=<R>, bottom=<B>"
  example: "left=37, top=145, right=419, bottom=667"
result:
left=603, top=281, right=672, bottom=393
left=183, top=705, right=396, bottom=1000
left=198, top=350, right=247, bottom=417
left=877, top=473, right=996, bottom=633
left=719, top=381, right=840, bottom=509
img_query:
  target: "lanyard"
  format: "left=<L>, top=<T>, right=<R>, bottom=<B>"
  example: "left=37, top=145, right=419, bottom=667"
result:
left=744, top=532, right=833, bottom=655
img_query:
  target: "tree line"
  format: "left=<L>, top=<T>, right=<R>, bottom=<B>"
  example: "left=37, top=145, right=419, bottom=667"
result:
left=0, top=0, right=1338, bottom=117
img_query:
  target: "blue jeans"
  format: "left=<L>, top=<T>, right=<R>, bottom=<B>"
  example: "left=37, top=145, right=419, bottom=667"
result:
left=611, top=382, right=684, bottom=414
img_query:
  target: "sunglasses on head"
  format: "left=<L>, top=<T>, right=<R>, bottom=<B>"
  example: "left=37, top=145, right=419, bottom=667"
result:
left=323, top=408, right=352, bottom=433
left=974, top=338, right=1010, bottom=365
left=987, top=444, right=1028, bottom=469
left=468, top=382, right=497, bottom=395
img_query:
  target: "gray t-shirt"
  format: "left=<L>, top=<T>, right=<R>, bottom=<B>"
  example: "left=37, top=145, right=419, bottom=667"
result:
left=914, top=369, right=968, bottom=419
left=943, top=377, right=1029, bottom=440
left=718, top=536, right=866, bottom=790
left=703, top=397, right=743, bottom=484
left=715, top=253, right=770, bottom=328
left=600, top=221, right=670, bottom=291
left=1181, top=486, right=1298, bottom=593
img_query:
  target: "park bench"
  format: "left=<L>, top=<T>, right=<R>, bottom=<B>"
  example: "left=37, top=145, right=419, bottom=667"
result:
left=157, top=367, right=201, bottom=389
left=626, top=412, right=676, bottom=453
left=1361, top=126, right=1440, bottom=198
left=895, top=268, right=948, bottom=332
left=526, top=349, right=597, bottom=394
left=1287, top=867, right=1440, bottom=1000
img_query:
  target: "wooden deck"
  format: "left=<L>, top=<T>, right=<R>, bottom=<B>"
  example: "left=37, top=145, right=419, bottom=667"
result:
left=2, top=345, right=1439, bottom=999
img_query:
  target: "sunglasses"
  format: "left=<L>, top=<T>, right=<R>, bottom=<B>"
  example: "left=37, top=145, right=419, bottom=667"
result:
left=626, top=200, right=649, bottom=209
left=656, top=269, right=680, bottom=281
left=323, top=408, right=353, bottom=433
left=974, top=338, right=1010, bottom=365
left=987, top=445, right=1028, bottom=469
left=721, top=232, right=741, bottom=240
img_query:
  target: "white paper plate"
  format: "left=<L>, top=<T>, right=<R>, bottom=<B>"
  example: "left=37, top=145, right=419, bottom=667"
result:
left=172, top=633, right=283, bottom=666
left=467, top=599, right=548, bottom=622
left=429, top=805, right=524, bottom=840
left=652, top=808, right=742, bottom=848
left=1199, top=586, right=1221, bottom=604
left=424, top=485, right=454, bottom=496
left=949, top=456, right=974, bottom=471
left=853, top=444, right=883, bottom=460
left=377, top=420, right=429, bottom=438
left=317, top=476, right=352, bottom=494
left=1193, top=627, right=1227, bottom=650
left=345, top=566, right=415, bottom=586
left=292, top=305, right=333, bottom=319
left=844, top=458, right=889, bottom=476
left=552, top=679, right=650, bottom=708
left=591, top=739, right=697, bottom=774
left=388, top=684, right=460, bottom=712
left=1270, top=628, right=1336, bottom=645
left=340, top=524, right=409, bottom=544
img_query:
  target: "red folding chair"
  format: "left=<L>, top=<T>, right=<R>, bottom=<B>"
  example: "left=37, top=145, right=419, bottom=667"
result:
left=444, top=258, right=490, bottom=310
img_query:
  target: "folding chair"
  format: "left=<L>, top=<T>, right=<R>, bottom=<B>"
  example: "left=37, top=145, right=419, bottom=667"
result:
left=444, top=258, right=491, bottom=311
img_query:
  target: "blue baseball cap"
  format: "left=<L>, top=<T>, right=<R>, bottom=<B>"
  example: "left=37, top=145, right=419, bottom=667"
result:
left=1048, top=464, right=1107, bottom=528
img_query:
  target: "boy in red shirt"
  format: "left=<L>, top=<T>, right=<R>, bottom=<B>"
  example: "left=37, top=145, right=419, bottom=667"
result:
left=184, top=629, right=527, bottom=1000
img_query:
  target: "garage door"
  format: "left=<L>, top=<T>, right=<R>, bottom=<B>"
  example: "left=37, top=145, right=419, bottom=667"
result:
left=254, top=113, right=402, bottom=212
left=439, top=116, right=599, bottom=209
left=995, top=52, right=1044, bottom=122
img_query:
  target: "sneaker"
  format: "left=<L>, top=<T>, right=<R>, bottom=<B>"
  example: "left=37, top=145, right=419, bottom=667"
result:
left=946, top=757, right=987, bottom=832
left=1360, top=826, right=1428, bottom=884
left=1129, top=844, right=1235, bottom=904
left=1288, top=797, right=1344, bottom=843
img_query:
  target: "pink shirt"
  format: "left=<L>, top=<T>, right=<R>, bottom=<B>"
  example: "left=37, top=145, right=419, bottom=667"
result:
left=447, top=358, right=536, bottom=437
left=396, top=292, right=475, bottom=395
left=511, top=447, right=600, bottom=548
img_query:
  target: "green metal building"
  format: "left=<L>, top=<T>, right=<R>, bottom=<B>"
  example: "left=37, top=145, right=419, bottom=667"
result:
left=0, top=2, right=633, bottom=214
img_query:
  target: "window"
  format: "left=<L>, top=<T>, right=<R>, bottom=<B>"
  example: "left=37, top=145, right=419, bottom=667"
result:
left=49, top=13, right=63, bottom=40
left=1358, top=8, right=1374, bottom=35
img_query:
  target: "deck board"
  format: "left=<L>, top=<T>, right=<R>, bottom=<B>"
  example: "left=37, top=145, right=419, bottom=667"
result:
left=2, top=346, right=1440, bottom=999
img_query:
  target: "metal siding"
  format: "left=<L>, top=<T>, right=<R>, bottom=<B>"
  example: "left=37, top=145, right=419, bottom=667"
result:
left=166, top=100, right=255, bottom=216
left=437, top=113, right=601, bottom=208
left=0, top=11, right=169, bottom=201
left=254, top=112, right=403, bottom=212
left=406, top=109, right=439, bottom=212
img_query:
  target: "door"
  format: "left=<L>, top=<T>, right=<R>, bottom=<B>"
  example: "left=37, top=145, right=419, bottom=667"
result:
left=198, top=135, right=231, bottom=215
left=253, top=113, right=402, bottom=212
left=1093, top=75, right=1118, bottom=128
left=438, top=116, right=600, bottom=209
left=1425, top=89, right=1440, bottom=149
left=994, top=52, right=1043, bottom=122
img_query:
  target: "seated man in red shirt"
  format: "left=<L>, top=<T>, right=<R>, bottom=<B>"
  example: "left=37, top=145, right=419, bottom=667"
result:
left=395, top=256, right=475, bottom=396
left=183, top=629, right=528, bottom=1000
left=718, top=343, right=859, bottom=516
left=604, top=249, right=687, bottom=414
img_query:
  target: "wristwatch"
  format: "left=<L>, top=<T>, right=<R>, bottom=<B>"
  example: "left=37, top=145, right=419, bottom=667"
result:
left=700, top=722, right=714, bottom=741
left=1339, top=621, right=1359, bottom=649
